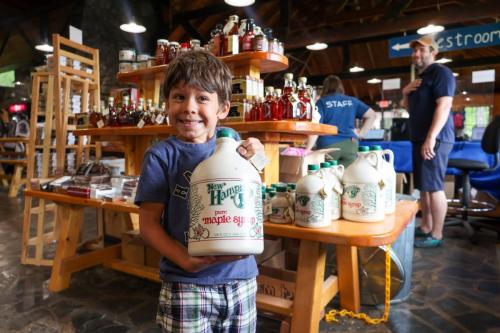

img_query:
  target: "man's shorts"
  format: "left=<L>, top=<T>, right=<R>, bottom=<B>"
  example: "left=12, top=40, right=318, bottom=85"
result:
left=157, top=278, right=257, bottom=332
left=412, top=140, right=453, bottom=192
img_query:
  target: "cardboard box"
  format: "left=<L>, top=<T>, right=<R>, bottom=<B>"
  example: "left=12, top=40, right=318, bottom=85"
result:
left=121, top=229, right=145, bottom=265
left=279, top=148, right=338, bottom=183
left=257, top=251, right=297, bottom=301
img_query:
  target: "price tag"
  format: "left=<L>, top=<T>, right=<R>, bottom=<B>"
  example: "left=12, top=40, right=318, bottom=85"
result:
left=137, top=119, right=145, bottom=128
left=151, top=114, right=156, bottom=123
left=249, top=151, right=269, bottom=172
left=155, top=114, right=165, bottom=124
left=97, top=120, right=104, bottom=128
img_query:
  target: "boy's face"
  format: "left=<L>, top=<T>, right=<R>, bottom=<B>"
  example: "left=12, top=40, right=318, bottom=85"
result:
left=166, top=82, right=229, bottom=143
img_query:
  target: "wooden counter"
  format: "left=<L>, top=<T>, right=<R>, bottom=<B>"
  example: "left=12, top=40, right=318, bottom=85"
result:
left=24, top=189, right=417, bottom=333
left=74, top=121, right=337, bottom=184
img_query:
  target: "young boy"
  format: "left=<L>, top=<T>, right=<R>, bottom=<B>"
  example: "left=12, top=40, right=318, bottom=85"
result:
left=135, top=50, right=264, bottom=332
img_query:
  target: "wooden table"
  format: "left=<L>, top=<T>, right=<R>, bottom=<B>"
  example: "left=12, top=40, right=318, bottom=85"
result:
left=74, top=121, right=338, bottom=184
left=261, top=199, right=419, bottom=333
left=24, top=189, right=417, bottom=332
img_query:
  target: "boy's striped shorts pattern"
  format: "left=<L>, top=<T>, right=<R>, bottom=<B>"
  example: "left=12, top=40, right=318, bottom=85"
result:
left=157, top=278, right=257, bottom=333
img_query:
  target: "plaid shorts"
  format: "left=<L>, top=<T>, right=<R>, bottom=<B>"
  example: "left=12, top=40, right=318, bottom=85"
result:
left=157, top=278, right=257, bottom=333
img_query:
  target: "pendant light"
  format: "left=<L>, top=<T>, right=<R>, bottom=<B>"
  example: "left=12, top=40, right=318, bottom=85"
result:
left=120, top=22, right=146, bottom=33
left=417, top=24, right=444, bottom=35
left=306, top=42, right=328, bottom=51
left=35, top=13, right=53, bottom=52
left=349, top=65, right=365, bottom=73
left=224, top=0, right=255, bottom=7
left=435, top=57, right=452, bottom=64
left=367, top=78, right=381, bottom=84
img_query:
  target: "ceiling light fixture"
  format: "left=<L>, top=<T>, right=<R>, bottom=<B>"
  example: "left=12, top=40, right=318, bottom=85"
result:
left=120, top=22, right=146, bottom=33
left=224, top=0, right=255, bottom=7
left=14, top=81, right=24, bottom=86
left=35, top=43, right=54, bottom=52
left=435, top=57, right=452, bottom=64
left=417, top=24, right=444, bottom=35
left=367, top=78, right=381, bottom=84
left=349, top=65, right=365, bottom=73
left=452, top=72, right=459, bottom=77
left=306, top=42, right=328, bottom=51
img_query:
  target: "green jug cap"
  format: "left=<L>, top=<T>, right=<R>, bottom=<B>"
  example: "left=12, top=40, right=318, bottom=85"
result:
left=276, top=185, right=287, bottom=192
left=286, top=183, right=296, bottom=189
left=266, top=187, right=275, bottom=193
left=330, top=160, right=338, bottom=166
left=370, top=145, right=382, bottom=151
left=308, top=164, right=320, bottom=171
left=269, top=192, right=276, bottom=198
left=358, top=146, right=369, bottom=152
left=320, top=162, right=331, bottom=168
left=216, top=128, right=236, bottom=139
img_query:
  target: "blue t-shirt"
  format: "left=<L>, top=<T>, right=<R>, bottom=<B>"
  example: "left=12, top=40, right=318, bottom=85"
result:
left=315, top=93, right=370, bottom=148
left=408, top=63, right=456, bottom=143
left=134, top=131, right=258, bottom=284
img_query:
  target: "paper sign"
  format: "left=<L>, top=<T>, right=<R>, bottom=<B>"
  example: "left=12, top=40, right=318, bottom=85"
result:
left=69, top=26, right=82, bottom=44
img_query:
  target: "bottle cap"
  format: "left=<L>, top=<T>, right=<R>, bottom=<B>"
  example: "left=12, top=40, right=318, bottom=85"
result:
left=370, top=145, right=383, bottom=151
left=320, top=162, right=331, bottom=168
left=358, top=146, right=369, bottom=152
left=216, top=128, right=237, bottom=139
left=265, top=86, right=275, bottom=92
left=284, top=73, right=293, bottom=80
left=276, top=185, right=287, bottom=192
left=308, top=164, right=320, bottom=171
left=286, top=183, right=296, bottom=190
left=298, top=77, right=307, bottom=84
left=330, top=160, right=339, bottom=166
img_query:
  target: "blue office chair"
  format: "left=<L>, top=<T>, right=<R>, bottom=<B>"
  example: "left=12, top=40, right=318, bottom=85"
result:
left=446, top=115, right=500, bottom=238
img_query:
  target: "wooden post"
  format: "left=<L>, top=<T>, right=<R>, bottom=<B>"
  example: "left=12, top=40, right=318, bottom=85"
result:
left=336, top=245, right=361, bottom=312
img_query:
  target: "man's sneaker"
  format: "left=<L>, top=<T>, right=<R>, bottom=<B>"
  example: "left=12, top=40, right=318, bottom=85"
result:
left=414, top=226, right=431, bottom=238
left=414, top=236, right=443, bottom=248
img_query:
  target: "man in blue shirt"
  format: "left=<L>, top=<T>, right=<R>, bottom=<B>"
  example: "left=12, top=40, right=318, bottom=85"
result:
left=305, top=75, right=376, bottom=167
left=402, top=35, right=456, bottom=248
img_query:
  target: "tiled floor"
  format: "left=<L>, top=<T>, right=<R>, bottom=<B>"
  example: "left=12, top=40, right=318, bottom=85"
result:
left=0, top=191, right=499, bottom=332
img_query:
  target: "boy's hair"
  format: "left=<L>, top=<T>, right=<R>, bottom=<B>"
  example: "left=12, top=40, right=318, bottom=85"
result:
left=163, top=50, right=232, bottom=105
left=321, top=75, right=345, bottom=96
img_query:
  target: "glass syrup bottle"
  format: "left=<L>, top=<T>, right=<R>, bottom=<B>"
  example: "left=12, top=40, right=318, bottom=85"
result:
left=107, top=96, right=119, bottom=127
left=263, top=86, right=279, bottom=121
left=297, top=77, right=312, bottom=121
left=89, top=104, right=103, bottom=128
left=223, top=15, right=239, bottom=56
left=142, top=99, right=154, bottom=125
left=241, top=18, right=255, bottom=52
left=128, top=98, right=139, bottom=125
left=118, top=95, right=131, bottom=126
left=278, top=73, right=295, bottom=120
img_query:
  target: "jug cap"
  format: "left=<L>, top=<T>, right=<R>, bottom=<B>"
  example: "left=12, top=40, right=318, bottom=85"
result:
left=286, top=183, right=296, bottom=190
left=329, top=160, right=338, bottom=166
left=266, top=187, right=275, bottom=193
left=308, top=164, right=320, bottom=171
left=276, top=185, right=287, bottom=192
left=320, top=162, right=331, bottom=168
left=358, top=146, right=369, bottom=152
left=216, top=128, right=237, bottom=139
left=370, top=145, right=382, bottom=151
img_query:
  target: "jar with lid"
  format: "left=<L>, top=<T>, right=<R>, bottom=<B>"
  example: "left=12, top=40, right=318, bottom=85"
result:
left=168, top=42, right=180, bottom=62
left=119, top=48, right=136, bottom=62
left=269, top=185, right=293, bottom=224
left=155, top=39, right=168, bottom=65
left=253, top=26, right=268, bottom=52
left=189, top=39, right=201, bottom=50
left=278, top=41, right=284, bottom=55
left=269, top=38, right=279, bottom=53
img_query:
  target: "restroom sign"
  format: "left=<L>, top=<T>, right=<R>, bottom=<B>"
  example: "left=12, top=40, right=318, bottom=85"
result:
left=389, top=22, right=500, bottom=58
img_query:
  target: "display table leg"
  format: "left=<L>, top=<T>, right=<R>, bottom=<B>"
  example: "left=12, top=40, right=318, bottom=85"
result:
left=8, top=164, right=24, bottom=197
left=336, top=245, right=360, bottom=311
left=291, top=240, right=326, bottom=333
left=48, top=204, right=84, bottom=292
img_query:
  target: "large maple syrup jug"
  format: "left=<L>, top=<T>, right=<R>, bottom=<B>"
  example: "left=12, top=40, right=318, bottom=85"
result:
left=342, top=146, right=385, bottom=222
left=370, top=145, right=396, bottom=214
left=188, top=128, right=264, bottom=256
left=295, top=164, right=332, bottom=228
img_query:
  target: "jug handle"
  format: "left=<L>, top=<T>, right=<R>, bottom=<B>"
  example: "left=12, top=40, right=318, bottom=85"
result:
left=366, top=151, right=380, bottom=169
left=383, top=149, right=394, bottom=166
left=336, top=165, right=345, bottom=178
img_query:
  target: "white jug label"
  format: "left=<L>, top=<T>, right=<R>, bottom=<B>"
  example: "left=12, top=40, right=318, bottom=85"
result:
left=331, top=193, right=341, bottom=218
left=155, top=114, right=165, bottom=124
left=342, top=183, right=382, bottom=217
left=189, top=180, right=263, bottom=243
left=295, top=192, right=326, bottom=225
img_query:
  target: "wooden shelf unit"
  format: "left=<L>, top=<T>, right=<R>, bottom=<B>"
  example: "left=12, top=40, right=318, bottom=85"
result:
left=0, top=137, right=28, bottom=197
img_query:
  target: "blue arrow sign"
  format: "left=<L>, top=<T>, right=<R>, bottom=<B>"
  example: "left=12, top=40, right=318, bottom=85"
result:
left=388, top=22, right=500, bottom=58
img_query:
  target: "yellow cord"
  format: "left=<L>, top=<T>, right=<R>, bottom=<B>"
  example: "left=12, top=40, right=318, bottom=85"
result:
left=325, top=244, right=392, bottom=325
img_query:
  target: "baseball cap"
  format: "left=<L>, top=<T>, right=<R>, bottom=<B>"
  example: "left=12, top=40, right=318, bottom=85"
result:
left=409, top=35, right=439, bottom=52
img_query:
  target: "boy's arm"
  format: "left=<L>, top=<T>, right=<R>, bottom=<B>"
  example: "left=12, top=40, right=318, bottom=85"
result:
left=139, top=203, right=216, bottom=272
left=139, top=203, right=246, bottom=272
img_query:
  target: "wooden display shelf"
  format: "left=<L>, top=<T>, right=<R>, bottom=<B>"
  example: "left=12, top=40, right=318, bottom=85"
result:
left=0, top=159, right=27, bottom=165
left=0, top=137, right=30, bottom=143
left=34, top=144, right=97, bottom=149
left=116, top=65, right=168, bottom=84
left=116, top=52, right=288, bottom=85
left=25, top=190, right=139, bottom=214
left=74, top=121, right=337, bottom=137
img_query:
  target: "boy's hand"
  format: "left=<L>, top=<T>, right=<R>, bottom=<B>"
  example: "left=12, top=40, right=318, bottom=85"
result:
left=183, top=255, right=248, bottom=273
left=237, top=137, right=264, bottom=160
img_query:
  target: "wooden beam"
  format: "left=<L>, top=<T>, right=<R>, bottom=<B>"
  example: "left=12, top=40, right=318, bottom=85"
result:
left=0, top=28, right=11, bottom=58
left=16, top=26, right=34, bottom=49
left=382, top=0, right=415, bottom=20
left=284, top=1, right=500, bottom=49
left=180, top=20, right=206, bottom=44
